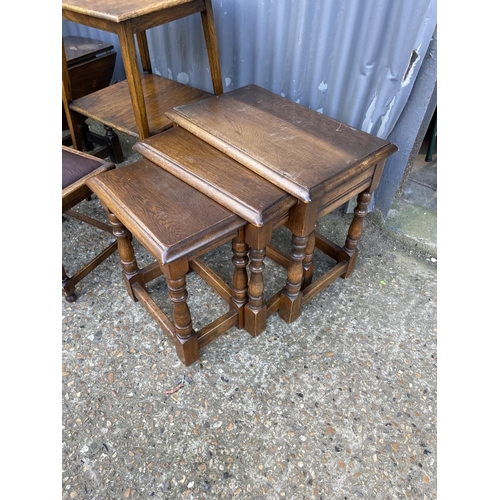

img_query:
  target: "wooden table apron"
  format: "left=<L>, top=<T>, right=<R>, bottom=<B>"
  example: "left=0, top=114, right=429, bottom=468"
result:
left=62, top=0, right=222, bottom=140
left=166, top=85, right=398, bottom=323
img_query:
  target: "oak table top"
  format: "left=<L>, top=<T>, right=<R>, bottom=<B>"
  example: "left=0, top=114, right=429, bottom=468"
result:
left=134, top=126, right=297, bottom=228
left=166, top=84, right=397, bottom=204
left=87, top=159, right=245, bottom=265
left=62, top=0, right=204, bottom=28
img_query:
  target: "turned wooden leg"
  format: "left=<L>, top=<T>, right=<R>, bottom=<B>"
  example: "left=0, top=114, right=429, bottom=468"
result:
left=244, top=224, right=272, bottom=336
left=104, top=125, right=124, bottom=163
left=279, top=233, right=307, bottom=323
left=162, top=259, right=199, bottom=366
left=231, top=227, right=249, bottom=329
left=302, top=224, right=317, bottom=289
left=79, top=121, right=95, bottom=152
left=338, top=191, right=371, bottom=278
left=107, top=210, right=144, bottom=300
left=62, top=264, right=77, bottom=302
left=244, top=246, right=266, bottom=336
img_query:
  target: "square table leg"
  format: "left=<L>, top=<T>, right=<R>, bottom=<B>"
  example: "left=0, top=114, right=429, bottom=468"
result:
left=117, top=25, right=150, bottom=139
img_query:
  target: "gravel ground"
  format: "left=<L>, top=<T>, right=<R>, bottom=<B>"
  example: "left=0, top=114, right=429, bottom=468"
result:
left=61, top=127, right=437, bottom=499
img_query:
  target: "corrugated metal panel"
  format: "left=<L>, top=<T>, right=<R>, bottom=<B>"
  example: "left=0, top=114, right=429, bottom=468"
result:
left=63, top=0, right=437, bottom=140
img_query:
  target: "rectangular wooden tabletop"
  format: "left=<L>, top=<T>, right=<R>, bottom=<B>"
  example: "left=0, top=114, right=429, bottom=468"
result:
left=167, top=84, right=397, bottom=203
left=134, top=127, right=296, bottom=227
left=87, top=159, right=245, bottom=264
left=62, top=0, right=198, bottom=23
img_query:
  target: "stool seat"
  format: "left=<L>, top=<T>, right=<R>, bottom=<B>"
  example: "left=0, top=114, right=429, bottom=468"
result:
left=62, top=146, right=117, bottom=301
left=87, top=159, right=250, bottom=365
left=62, top=147, right=112, bottom=192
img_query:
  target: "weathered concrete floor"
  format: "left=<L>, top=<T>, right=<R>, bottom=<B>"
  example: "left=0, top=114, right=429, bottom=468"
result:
left=62, top=129, right=437, bottom=499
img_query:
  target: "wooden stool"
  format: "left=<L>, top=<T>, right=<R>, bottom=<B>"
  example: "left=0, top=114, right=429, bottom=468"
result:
left=133, top=126, right=297, bottom=336
left=87, top=159, right=250, bottom=366
left=62, top=146, right=117, bottom=302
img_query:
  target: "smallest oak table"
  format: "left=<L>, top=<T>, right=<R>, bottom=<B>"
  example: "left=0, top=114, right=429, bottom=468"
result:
left=166, top=84, right=398, bottom=323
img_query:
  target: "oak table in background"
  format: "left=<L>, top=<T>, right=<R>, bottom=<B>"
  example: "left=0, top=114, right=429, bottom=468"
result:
left=62, top=0, right=222, bottom=141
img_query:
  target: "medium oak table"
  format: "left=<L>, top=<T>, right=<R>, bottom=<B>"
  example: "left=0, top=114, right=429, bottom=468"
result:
left=165, top=85, right=398, bottom=323
left=134, top=126, right=297, bottom=336
left=62, top=0, right=222, bottom=140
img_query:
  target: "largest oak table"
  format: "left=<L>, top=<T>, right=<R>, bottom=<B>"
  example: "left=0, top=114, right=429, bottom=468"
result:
left=166, top=84, right=398, bottom=323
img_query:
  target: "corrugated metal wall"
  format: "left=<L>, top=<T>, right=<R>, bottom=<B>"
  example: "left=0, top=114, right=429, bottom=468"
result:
left=63, top=0, right=437, bottom=141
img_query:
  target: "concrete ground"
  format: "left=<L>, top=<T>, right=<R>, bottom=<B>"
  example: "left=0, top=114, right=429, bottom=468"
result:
left=62, top=126, right=437, bottom=499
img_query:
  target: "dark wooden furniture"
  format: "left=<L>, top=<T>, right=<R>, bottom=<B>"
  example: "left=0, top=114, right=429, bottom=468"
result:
left=62, top=146, right=117, bottom=302
left=166, top=85, right=398, bottom=323
left=62, top=35, right=124, bottom=162
left=133, top=126, right=296, bottom=336
left=62, top=0, right=223, bottom=142
left=87, top=159, right=251, bottom=365
left=63, top=35, right=116, bottom=102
